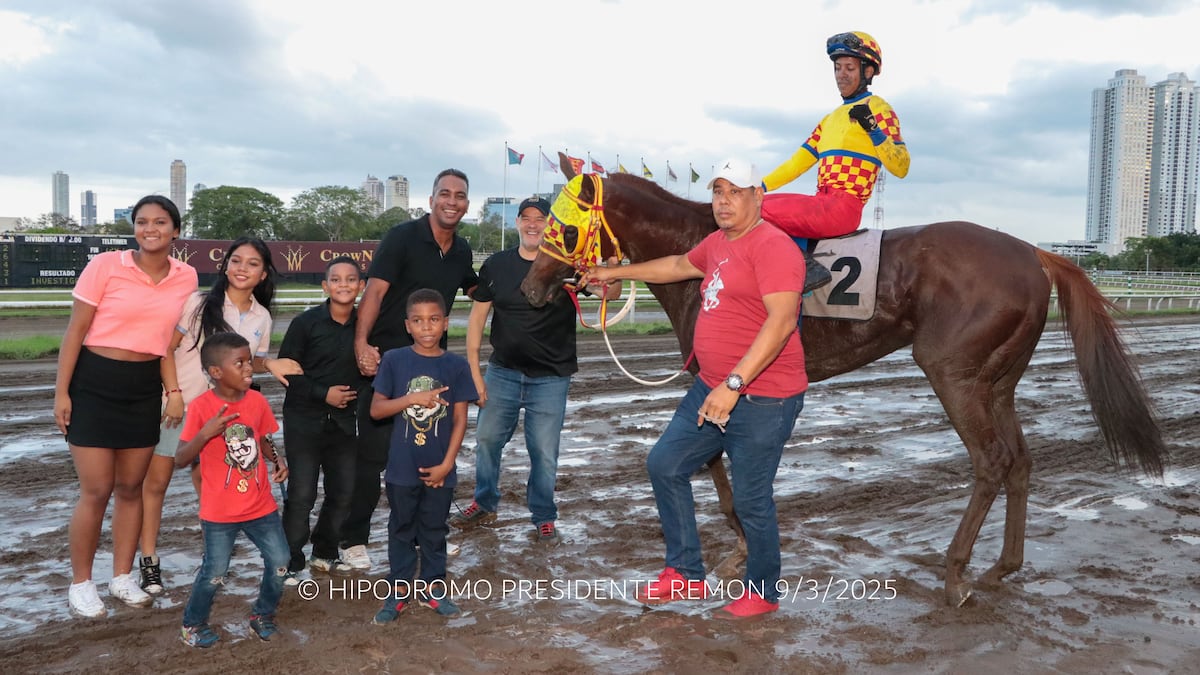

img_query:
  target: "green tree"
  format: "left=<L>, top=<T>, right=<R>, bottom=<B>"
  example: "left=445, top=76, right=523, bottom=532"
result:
left=1111, top=233, right=1200, bottom=272
left=94, top=220, right=134, bottom=235
left=24, top=212, right=81, bottom=233
left=1078, top=251, right=1110, bottom=271
left=366, top=206, right=418, bottom=240
left=187, top=186, right=284, bottom=239
left=471, top=204, right=507, bottom=253
left=285, top=186, right=377, bottom=241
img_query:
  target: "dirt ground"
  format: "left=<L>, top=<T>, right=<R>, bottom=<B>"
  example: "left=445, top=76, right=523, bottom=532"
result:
left=0, top=313, right=1197, bottom=674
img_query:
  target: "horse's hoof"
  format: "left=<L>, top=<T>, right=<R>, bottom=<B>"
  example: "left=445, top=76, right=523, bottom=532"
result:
left=951, top=583, right=973, bottom=607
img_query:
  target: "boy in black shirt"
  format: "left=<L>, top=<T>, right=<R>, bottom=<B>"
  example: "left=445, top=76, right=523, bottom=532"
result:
left=279, top=256, right=367, bottom=581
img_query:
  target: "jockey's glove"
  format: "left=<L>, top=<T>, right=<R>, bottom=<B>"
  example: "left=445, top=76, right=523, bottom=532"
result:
left=849, top=104, right=880, bottom=134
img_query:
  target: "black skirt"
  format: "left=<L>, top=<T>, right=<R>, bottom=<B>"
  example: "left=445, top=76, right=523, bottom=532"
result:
left=66, top=348, right=162, bottom=449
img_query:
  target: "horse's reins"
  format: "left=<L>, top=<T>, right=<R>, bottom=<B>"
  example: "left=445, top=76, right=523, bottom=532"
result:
left=539, top=174, right=692, bottom=386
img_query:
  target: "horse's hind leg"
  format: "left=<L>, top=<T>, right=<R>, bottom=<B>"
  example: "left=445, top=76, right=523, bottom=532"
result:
left=707, top=454, right=748, bottom=579
left=921, top=360, right=1032, bottom=606
left=978, top=399, right=1032, bottom=587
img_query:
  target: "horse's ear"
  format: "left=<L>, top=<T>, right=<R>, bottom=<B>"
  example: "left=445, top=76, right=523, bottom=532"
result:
left=559, top=152, right=577, bottom=179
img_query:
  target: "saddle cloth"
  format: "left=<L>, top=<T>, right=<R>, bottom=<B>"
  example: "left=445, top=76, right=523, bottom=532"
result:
left=802, top=229, right=883, bottom=321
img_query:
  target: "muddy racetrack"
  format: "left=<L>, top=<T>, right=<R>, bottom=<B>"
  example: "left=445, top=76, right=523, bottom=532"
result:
left=0, top=313, right=1197, bottom=673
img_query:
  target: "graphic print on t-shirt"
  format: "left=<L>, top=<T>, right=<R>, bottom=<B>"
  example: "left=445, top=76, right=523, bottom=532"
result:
left=702, top=257, right=728, bottom=312
left=223, top=422, right=260, bottom=494
left=403, top=375, right=447, bottom=447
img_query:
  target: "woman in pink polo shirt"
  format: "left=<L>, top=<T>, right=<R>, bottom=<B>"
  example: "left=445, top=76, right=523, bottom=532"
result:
left=55, top=195, right=198, bottom=618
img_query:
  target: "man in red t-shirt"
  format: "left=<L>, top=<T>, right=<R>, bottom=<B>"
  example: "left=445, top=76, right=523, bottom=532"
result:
left=584, top=159, right=806, bottom=619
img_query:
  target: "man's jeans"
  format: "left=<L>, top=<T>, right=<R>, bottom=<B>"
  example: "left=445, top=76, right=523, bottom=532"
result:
left=183, top=511, right=290, bottom=626
left=282, top=417, right=356, bottom=571
left=472, top=364, right=570, bottom=525
left=647, top=378, right=803, bottom=603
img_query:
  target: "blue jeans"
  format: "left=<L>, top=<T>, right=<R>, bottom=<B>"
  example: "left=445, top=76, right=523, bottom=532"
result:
left=384, top=482, right=453, bottom=599
left=647, top=379, right=803, bottom=603
left=472, top=364, right=570, bottom=525
left=182, top=511, right=290, bottom=627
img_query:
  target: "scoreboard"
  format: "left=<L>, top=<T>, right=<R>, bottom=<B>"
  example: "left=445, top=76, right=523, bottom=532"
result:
left=0, top=234, right=134, bottom=287
left=0, top=234, right=382, bottom=287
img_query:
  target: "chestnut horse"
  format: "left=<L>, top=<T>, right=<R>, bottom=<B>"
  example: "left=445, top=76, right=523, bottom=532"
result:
left=520, top=162, right=1167, bottom=606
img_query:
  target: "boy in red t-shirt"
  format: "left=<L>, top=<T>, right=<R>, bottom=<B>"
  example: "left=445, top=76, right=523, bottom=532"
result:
left=174, top=332, right=289, bottom=648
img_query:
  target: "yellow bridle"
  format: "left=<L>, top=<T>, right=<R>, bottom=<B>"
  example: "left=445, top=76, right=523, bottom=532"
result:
left=539, top=174, right=625, bottom=276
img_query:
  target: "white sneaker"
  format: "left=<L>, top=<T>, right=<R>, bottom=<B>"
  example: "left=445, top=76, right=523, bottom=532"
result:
left=446, top=541, right=461, bottom=557
left=340, top=545, right=372, bottom=570
left=309, top=556, right=354, bottom=576
left=69, top=580, right=106, bottom=618
left=109, top=573, right=153, bottom=607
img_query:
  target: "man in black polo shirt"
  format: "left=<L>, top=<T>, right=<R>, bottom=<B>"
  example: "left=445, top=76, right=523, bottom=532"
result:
left=342, top=169, right=479, bottom=570
left=451, top=196, right=613, bottom=544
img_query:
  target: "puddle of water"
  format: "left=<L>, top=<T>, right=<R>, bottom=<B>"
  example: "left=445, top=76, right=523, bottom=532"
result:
left=1023, top=579, right=1074, bottom=596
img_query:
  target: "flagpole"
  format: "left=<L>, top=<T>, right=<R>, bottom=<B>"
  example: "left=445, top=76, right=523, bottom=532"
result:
left=537, top=144, right=543, bottom=194
left=502, top=141, right=509, bottom=251
left=687, top=163, right=692, bottom=199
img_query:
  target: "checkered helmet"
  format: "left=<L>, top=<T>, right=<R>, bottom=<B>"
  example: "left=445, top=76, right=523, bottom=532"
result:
left=827, top=31, right=882, bottom=75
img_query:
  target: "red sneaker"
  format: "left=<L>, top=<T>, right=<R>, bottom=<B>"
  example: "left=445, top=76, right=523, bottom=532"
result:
left=636, top=568, right=709, bottom=605
left=716, top=591, right=779, bottom=618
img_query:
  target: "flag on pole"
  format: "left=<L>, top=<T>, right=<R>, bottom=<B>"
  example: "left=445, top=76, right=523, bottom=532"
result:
left=541, top=151, right=558, bottom=173
left=690, top=166, right=700, bottom=183
left=591, top=159, right=606, bottom=174
left=667, top=163, right=678, bottom=182
left=507, top=146, right=524, bottom=165
left=618, top=163, right=629, bottom=174
left=566, top=154, right=585, bottom=175
left=641, top=160, right=653, bottom=179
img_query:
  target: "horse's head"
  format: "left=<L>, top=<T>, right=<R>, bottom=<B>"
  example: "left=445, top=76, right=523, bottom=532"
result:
left=520, top=172, right=617, bottom=307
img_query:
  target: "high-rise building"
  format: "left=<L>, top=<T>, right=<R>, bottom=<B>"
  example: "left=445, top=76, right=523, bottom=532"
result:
left=1148, top=72, right=1199, bottom=237
left=80, top=190, right=97, bottom=228
left=51, top=170, right=69, bottom=217
left=385, top=175, right=410, bottom=212
left=170, top=160, right=188, bottom=216
left=1087, top=69, right=1200, bottom=254
left=361, top=175, right=384, bottom=216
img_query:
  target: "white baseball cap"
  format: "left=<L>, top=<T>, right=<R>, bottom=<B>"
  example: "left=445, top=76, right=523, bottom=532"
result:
left=706, top=159, right=762, bottom=190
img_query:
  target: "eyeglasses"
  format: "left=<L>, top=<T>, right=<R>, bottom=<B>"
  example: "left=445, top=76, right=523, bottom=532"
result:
left=827, top=32, right=862, bottom=51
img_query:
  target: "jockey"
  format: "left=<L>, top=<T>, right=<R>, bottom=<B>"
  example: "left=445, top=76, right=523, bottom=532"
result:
left=761, top=31, right=910, bottom=290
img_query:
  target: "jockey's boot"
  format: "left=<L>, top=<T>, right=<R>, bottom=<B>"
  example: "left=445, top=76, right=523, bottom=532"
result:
left=803, top=247, right=832, bottom=293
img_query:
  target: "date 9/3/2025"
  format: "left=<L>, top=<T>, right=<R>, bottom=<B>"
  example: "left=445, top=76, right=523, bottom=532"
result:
left=777, top=576, right=898, bottom=602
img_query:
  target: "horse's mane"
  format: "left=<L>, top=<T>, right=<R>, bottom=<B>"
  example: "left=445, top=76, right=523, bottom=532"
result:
left=604, top=173, right=716, bottom=240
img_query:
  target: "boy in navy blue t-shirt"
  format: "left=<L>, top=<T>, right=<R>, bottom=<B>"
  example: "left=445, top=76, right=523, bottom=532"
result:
left=370, top=289, right=477, bottom=623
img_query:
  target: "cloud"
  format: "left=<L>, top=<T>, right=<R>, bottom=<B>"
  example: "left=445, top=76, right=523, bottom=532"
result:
left=964, top=0, right=1191, bottom=18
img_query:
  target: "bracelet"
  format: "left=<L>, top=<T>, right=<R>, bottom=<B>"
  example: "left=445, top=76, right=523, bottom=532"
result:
left=165, top=388, right=182, bottom=395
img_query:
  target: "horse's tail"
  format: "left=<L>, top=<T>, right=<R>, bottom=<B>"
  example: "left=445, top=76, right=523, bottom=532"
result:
left=1035, top=249, right=1168, bottom=477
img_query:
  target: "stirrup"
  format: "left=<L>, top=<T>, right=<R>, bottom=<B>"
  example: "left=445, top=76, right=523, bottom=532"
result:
left=803, top=248, right=832, bottom=293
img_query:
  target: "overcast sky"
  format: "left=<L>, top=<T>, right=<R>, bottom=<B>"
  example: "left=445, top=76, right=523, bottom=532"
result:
left=2, top=0, right=1197, bottom=245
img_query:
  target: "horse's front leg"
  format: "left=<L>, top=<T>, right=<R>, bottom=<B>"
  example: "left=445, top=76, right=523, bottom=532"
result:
left=707, top=453, right=747, bottom=579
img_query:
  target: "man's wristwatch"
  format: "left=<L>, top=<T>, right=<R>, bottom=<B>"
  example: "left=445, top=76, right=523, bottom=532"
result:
left=724, top=373, right=746, bottom=393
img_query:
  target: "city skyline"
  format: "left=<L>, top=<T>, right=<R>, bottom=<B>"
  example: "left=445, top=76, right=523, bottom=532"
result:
left=3, top=2, right=1199, bottom=246
left=50, top=170, right=68, bottom=218
left=170, top=160, right=188, bottom=219
left=1086, top=69, right=1199, bottom=255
